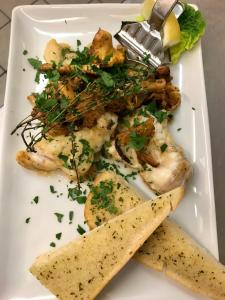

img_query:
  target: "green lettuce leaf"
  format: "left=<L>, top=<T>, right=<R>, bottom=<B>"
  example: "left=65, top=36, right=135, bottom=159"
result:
left=170, top=4, right=206, bottom=64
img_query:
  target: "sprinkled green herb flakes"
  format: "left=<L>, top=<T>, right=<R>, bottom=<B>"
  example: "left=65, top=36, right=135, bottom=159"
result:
left=69, top=211, right=74, bottom=224
left=50, top=185, right=57, bottom=194
left=23, top=50, right=28, bottom=55
left=78, top=139, right=94, bottom=164
left=160, top=143, right=168, bottom=153
left=68, top=187, right=86, bottom=204
left=54, top=213, right=64, bottom=223
left=56, top=232, right=62, bottom=240
left=77, top=224, right=86, bottom=235
left=128, top=132, right=148, bottom=151
left=95, top=216, right=102, bottom=226
left=140, top=101, right=169, bottom=123
left=50, top=242, right=56, bottom=247
left=32, top=196, right=39, bottom=204
left=25, top=217, right=30, bottom=224
left=91, top=180, right=118, bottom=214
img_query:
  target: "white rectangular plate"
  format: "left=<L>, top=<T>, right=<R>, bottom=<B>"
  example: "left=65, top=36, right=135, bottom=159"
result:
left=0, top=4, right=218, bottom=300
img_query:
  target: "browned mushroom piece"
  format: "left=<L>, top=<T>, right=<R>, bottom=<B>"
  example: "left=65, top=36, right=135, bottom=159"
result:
left=155, top=65, right=172, bottom=82
left=136, top=151, right=159, bottom=167
left=141, top=78, right=167, bottom=93
left=39, top=63, right=53, bottom=72
left=165, top=82, right=181, bottom=111
left=27, top=94, right=37, bottom=106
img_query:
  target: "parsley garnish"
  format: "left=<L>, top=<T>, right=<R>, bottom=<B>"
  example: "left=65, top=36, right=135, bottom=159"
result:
left=69, top=211, right=74, bottom=224
left=140, top=101, right=169, bottom=123
left=50, top=242, right=56, bottom=247
left=28, top=58, right=42, bottom=69
left=25, top=217, right=30, bottom=224
left=128, top=132, right=148, bottom=151
left=68, top=187, right=86, bottom=204
left=44, top=69, right=60, bottom=82
left=32, top=196, right=39, bottom=204
left=160, top=143, right=168, bottom=152
left=56, top=232, right=62, bottom=240
left=54, top=213, right=64, bottom=223
left=192, top=107, right=196, bottom=111
left=23, top=50, right=28, bottom=55
left=50, top=185, right=57, bottom=194
left=91, top=180, right=118, bottom=214
left=177, top=128, right=182, bottom=131
left=79, top=139, right=94, bottom=164
left=77, top=224, right=86, bottom=235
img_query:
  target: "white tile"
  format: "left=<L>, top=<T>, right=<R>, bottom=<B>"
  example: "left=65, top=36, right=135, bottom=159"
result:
left=0, top=10, right=10, bottom=29
left=0, top=0, right=33, bottom=17
left=0, top=73, right=6, bottom=107
left=0, top=23, right=10, bottom=70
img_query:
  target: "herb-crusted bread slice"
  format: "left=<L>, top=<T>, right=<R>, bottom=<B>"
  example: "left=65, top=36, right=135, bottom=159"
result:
left=30, top=185, right=183, bottom=300
left=85, top=171, right=225, bottom=300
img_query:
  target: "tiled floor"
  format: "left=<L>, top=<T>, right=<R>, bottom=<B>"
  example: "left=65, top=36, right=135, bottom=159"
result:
left=0, top=0, right=141, bottom=106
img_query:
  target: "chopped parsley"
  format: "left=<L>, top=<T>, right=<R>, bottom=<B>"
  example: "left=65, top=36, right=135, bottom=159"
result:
left=25, top=217, right=30, bottom=224
left=77, top=224, right=86, bottom=235
left=28, top=58, right=42, bottom=70
left=69, top=211, right=74, bottom=224
left=50, top=242, right=56, bottom=247
left=56, top=232, right=62, bottom=240
left=58, top=152, right=74, bottom=169
left=192, top=107, right=196, bottom=111
left=160, top=143, right=168, bottom=152
left=140, top=101, right=169, bottom=123
left=32, top=196, right=39, bottom=204
left=68, top=187, right=86, bottom=204
left=50, top=185, right=57, bottom=194
left=177, top=128, right=182, bottom=131
left=54, top=213, right=64, bottom=223
left=23, top=50, right=28, bottom=55
left=93, top=159, right=138, bottom=182
left=128, top=132, right=148, bottom=151
left=91, top=180, right=118, bottom=214
left=79, top=139, right=94, bottom=164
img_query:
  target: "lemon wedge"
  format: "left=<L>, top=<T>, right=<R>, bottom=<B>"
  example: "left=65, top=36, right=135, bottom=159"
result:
left=141, top=0, right=181, bottom=48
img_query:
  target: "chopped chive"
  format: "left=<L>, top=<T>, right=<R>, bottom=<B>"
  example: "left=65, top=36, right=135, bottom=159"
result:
left=77, top=224, right=86, bottom=235
left=56, top=232, right=62, bottom=240
left=54, top=213, right=64, bottom=223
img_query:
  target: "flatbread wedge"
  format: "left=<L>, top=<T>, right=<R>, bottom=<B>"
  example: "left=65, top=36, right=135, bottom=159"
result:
left=30, top=186, right=183, bottom=300
left=85, top=171, right=225, bottom=300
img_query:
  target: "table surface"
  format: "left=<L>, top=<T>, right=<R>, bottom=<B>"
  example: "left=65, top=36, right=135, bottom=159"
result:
left=0, top=0, right=224, bottom=264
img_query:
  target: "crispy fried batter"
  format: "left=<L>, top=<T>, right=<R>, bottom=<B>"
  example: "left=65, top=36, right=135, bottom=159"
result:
left=90, top=28, right=125, bottom=66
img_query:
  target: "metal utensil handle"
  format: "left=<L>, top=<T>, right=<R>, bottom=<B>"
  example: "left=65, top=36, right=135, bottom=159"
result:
left=148, top=0, right=178, bottom=31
